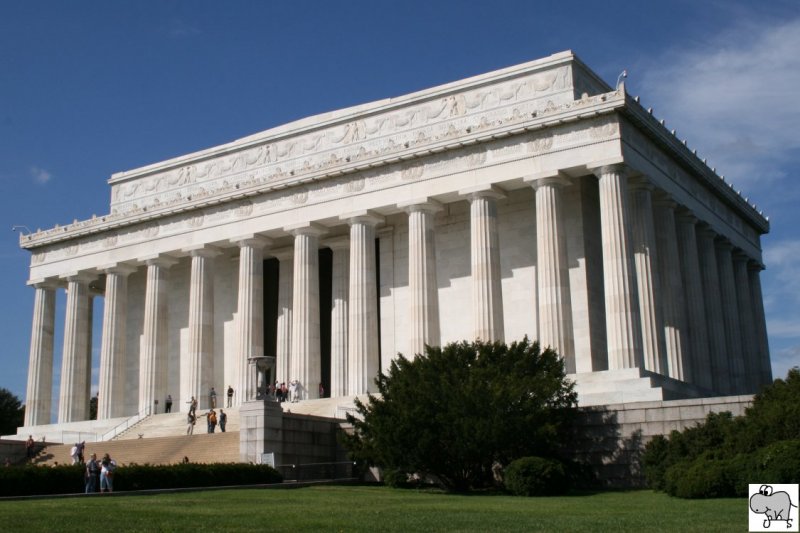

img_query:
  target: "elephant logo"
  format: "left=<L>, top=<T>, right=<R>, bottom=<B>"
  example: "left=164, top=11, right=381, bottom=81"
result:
left=749, top=484, right=798, bottom=531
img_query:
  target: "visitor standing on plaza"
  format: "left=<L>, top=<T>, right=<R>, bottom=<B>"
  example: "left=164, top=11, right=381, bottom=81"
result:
left=70, top=443, right=79, bottom=464
left=219, top=409, right=227, bottom=433
left=209, top=387, right=217, bottom=408
left=165, top=394, right=173, bottom=413
left=186, top=412, right=196, bottom=435
left=25, top=435, right=35, bottom=461
left=100, top=454, right=116, bottom=493
left=206, top=409, right=217, bottom=433
left=187, top=396, right=197, bottom=417
left=226, top=385, right=234, bottom=407
left=85, top=453, right=100, bottom=493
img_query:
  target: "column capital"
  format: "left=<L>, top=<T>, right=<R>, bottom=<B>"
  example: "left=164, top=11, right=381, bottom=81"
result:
left=323, top=236, right=350, bottom=251
left=714, top=237, right=733, bottom=252
left=748, top=259, right=766, bottom=272
left=100, top=263, right=139, bottom=276
left=229, top=235, right=272, bottom=249
left=183, top=244, right=223, bottom=258
left=284, top=222, right=328, bottom=238
left=628, top=175, right=655, bottom=192
left=60, top=272, right=96, bottom=284
left=652, top=191, right=678, bottom=209
left=523, top=170, right=571, bottom=189
left=732, top=250, right=751, bottom=264
left=587, top=160, right=628, bottom=178
left=675, top=207, right=698, bottom=224
left=141, top=254, right=179, bottom=268
left=27, top=278, right=59, bottom=290
left=458, top=184, right=506, bottom=201
left=397, top=198, right=443, bottom=214
left=695, top=223, right=717, bottom=240
left=340, top=210, right=384, bottom=227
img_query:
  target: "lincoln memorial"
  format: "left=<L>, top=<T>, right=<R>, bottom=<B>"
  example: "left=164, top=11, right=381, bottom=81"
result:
left=18, top=51, right=771, bottom=430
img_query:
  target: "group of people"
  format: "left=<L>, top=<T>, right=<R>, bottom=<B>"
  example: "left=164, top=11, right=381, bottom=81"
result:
left=83, top=452, right=117, bottom=493
left=273, top=381, right=297, bottom=402
left=185, top=396, right=227, bottom=435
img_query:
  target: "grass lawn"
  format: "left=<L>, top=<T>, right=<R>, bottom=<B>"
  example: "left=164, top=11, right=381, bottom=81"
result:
left=0, top=485, right=744, bottom=532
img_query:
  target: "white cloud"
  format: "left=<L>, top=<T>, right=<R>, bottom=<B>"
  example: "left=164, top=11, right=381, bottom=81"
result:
left=771, top=345, right=800, bottom=380
left=167, top=20, right=201, bottom=38
left=29, top=166, right=52, bottom=185
left=637, top=17, right=800, bottom=193
left=764, top=240, right=800, bottom=306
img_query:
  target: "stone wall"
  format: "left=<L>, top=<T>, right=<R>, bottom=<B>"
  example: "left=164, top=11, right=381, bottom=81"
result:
left=573, top=394, right=753, bottom=487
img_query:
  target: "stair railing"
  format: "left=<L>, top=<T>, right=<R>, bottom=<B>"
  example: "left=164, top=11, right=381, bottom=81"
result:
left=100, top=405, right=153, bottom=442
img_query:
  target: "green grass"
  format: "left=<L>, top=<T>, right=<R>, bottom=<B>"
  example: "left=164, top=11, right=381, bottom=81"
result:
left=0, top=485, right=744, bottom=532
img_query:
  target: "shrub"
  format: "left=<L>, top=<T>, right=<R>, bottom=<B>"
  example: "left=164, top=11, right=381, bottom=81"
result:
left=750, top=440, right=800, bottom=484
left=665, top=455, right=735, bottom=499
left=0, top=463, right=282, bottom=497
left=343, top=338, right=577, bottom=492
left=504, top=456, right=568, bottom=497
left=642, top=368, right=800, bottom=498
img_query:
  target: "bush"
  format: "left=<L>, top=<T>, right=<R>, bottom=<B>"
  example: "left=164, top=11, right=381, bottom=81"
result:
left=664, top=455, right=736, bottom=499
left=751, top=440, right=800, bottom=484
left=642, top=368, right=800, bottom=498
left=504, top=456, right=568, bottom=497
left=0, top=463, right=282, bottom=497
left=343, top=338, right=577, bottom=492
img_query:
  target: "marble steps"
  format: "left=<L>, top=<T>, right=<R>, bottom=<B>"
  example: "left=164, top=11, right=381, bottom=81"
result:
left=34, top=432, right=240, bottom=467
left=114, top=408, right=241, bottom=440
left=572, top=367, right=715, bottom=406
left=279, top=395, right=371, bottom=419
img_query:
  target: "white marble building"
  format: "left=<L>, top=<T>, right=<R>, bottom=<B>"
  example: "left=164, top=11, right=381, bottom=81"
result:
left=19, top=51, right=771, bottom=428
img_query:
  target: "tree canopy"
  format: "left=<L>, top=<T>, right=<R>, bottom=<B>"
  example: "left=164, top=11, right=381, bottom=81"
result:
left=343, top=338, right=577, bottom=491
left=0, top=388, right=25, bottom=436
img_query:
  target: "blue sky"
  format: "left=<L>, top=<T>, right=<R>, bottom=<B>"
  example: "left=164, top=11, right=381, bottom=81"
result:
left=1, top=1, right=798, bottom=402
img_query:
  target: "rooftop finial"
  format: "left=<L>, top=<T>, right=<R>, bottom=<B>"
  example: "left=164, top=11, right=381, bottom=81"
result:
left=616, top=69, right=628, bottom=90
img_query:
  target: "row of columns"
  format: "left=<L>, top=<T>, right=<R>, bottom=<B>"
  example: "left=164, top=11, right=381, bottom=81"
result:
left=23, top=165, right=771, bottom=426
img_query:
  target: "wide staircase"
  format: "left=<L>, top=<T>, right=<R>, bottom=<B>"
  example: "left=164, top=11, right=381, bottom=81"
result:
left=32, top=397, right=365, bottom=467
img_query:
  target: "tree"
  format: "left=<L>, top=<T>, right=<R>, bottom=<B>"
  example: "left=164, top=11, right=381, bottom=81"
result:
left=343, top=338, right=577, bottom=491
left=0, top=388, right=25, bottom=436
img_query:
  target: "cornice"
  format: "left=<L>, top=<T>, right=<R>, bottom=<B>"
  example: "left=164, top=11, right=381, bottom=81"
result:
left=21, top=87, right=624, bottom=250
left=619, top=90, right=769, bottom=234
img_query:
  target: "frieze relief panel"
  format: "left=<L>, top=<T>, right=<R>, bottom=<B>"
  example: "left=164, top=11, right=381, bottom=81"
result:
left=108, top=65, right=575, bottom=213
left=32, top=115, right=621, bottom=270
left=26, top=82, right=624, bottom=250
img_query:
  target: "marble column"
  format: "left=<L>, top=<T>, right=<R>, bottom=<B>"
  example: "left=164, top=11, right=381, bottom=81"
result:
left=344, top=214, right=382, bottom=395
left=97, top=265, right=137, bottom=420
left=273, top=248, right=294, bottom=385
left=232, top=236, right=270, bottom=406
left=716, top=240, right=746, bottom=393
left=527, top=175, right=574, bottom=366
left=24, top=282, right=56, bottom=427
left=462, top=186, right=505, bottom=342
left=675, top=211, right=712, bottom=389
left=629, top=178, right=667, bottom=375
left=748, top=262, right=772, bottom=387
left=326, top=237, right=349, bottom=397
left=733, top=252, right=758, bottom=393
left=696, top=227, right=730, bottom=394
left=139, top=256, right=177, bottom=414
left=653, top=199, right=690, bottom=383
left=592, top=165, right=643, bottom=370
left=289, top=224, right=326, bottom=399
left=184, top=247, right=220, bottom=410
left=402, top=200, right=442, bottom=358
left=58, top=274, right=94, bottom=423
